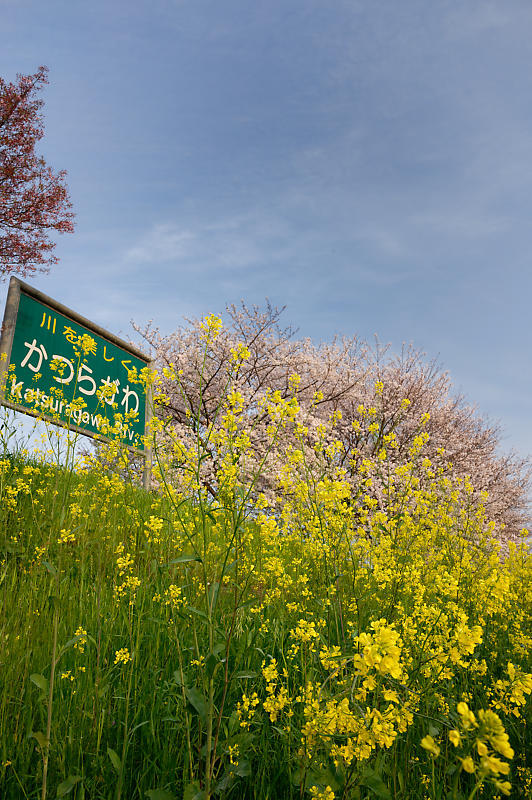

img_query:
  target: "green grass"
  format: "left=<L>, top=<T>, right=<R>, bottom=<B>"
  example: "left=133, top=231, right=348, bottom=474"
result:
left=0, top=447, right=531, bottom=800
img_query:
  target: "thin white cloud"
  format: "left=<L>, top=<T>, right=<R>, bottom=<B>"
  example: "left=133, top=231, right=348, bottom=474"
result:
left=410, top=209, right=509, bottom=239
left=445, top=2, right=532, bottom=38
left=126, top=225, right=196, bottom=263
left=124, top=212, right=300, bottom=273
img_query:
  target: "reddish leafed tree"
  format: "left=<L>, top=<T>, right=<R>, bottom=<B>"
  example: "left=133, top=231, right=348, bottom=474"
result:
left=0, top=66, right=74, bottom=277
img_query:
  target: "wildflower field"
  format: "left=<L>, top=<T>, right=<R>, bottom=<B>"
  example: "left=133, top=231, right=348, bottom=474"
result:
left=0, top=317, right=531, bottom=800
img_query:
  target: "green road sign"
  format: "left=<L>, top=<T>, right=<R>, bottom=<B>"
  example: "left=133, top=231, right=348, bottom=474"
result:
left=0, top=278, right=152, bottom=452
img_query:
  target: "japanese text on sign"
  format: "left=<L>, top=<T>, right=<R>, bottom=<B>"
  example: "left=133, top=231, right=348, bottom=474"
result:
left=1, top=287, right=150, bottom=450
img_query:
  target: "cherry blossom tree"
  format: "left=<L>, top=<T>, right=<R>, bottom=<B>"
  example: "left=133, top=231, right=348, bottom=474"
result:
left=135, top=302, right=531, bottom=546
left=0, top=66, right=74, bottom=277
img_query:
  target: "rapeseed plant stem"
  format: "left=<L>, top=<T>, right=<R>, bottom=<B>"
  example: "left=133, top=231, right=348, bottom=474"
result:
left=41, top=601, right=58, bottom=800
left=176, top=636, right=194, bottom=782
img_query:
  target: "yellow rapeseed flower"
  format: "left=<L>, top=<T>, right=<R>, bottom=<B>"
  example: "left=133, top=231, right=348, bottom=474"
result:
left=461, top=756, right=476, bottom=774
left=114, top=648, right=131, bottom=665
left=449, top=729, right=461, bottom=747
left=421, top=735, right=440, bottom=757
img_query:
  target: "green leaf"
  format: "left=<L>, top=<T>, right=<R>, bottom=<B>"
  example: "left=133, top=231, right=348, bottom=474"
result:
left=168, top=555, right=202, bottom=565
left=42, top=560, right=58, bottom=576
left=310, top=769, right=340, bottom=791
left=145, top=790, right=177, bottom=800
left=172, top=670, right=186, bottom=687
left=208, top=581, right=220, bottom=607
left=185, top=687, right=207, bottom=724
left=56, top=775, right=82, bottom=797
left=213, top=642, right=226, bottom=657
left=30, top=673, right=49, bottom=694
left=30, top=731, right=49, bottom=750
left=235, top=759, right=251, bottom=778
left=187, top=606, right=210, bottom=622
left=58, top=633, right=90, bottom=655
left=183, top=781, right=205, bottom=800
left=292, top=765, right=340, bottom=792
left=130, top=720, right=150, bottom=736
left=397, top=769, right=404, bottom=792
left=107, top=746, right=122, bottom=774
left=205, top=652, right=219, bottom=678
left=360, top=769, right=391, bottom=799
left=214, top=773, right=232, bottom=795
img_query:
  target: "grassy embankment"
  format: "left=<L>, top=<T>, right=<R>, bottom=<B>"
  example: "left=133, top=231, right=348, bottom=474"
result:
left=0, top=378, right=531, bottom=799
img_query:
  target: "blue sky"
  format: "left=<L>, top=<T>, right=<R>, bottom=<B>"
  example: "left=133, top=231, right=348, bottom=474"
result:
left=1, top=0, right=531, bottom=462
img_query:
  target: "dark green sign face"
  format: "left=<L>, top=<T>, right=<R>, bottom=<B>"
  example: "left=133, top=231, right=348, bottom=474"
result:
left=4, top=291, right=149, bottom=450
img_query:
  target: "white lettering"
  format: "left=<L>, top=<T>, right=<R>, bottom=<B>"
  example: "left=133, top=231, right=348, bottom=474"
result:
left=78, top=363, right=96, bottom=396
